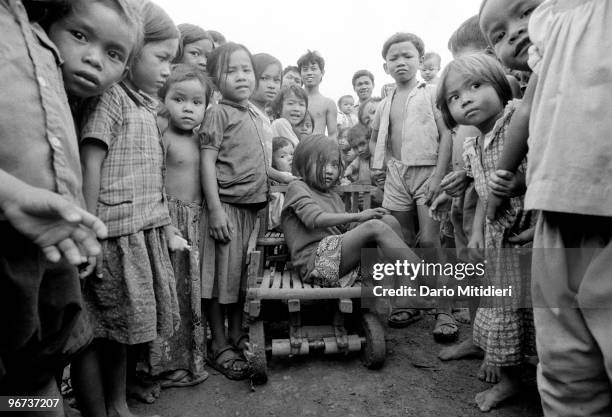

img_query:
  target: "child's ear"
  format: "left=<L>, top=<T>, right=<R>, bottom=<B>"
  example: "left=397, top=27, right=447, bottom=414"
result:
left=383, top=62, right=389, bottom=75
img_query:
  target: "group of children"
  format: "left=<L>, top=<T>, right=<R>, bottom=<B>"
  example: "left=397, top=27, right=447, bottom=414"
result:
left=0, top=0, right=610, bottom=416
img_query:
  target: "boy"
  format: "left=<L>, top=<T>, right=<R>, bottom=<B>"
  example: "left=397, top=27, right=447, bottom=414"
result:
left=0, top=0, right=107, bottom=407
left=282, top=65, right=302, bottom=88
left=337, top=94, right=357, bottom=130
left=420, top=52, right=441, bottom=84
left=343, top=123, right=372, bottom=184
left=370, top=32, right=453, bottom=337
left=352, top=69, right=374, bottom=108
left=297, top=50, right=337, bottom=140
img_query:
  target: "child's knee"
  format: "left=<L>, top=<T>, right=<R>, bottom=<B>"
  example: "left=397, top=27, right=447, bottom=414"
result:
left=380, top=214, right=401, bottom=230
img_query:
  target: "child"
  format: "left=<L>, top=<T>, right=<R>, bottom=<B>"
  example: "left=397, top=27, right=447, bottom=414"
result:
left=151, top=64, right=214, bottom=388
left=199, top=42, right=269, bottom=381
left=174, top=23, right=214, bottom=72
left=270, top=85, right=309, bottom=147
left=251, top=53, right=282, bottom=113
left=436, top=53, right=535, bottom=412
left=420, top=52, right=441, bottom=85
left=296, top=111, right=315, bottom=140
left=369, top=32, right=453, bottom=335
left=281, top=135, right=420, bottom=288
left=338, top=128, right=357, bottom=169
left=337, top=95, right=358, bottom=130
left=282, top=65, right=302, bottom=88
left=75, top=2, right=184, bottom=413
left=352, top=70, right=375, bottom=107
left=481, top=0, right=612, bottom=414
left=343, top=123, right=372, bottom=184
left=358, top=96, right=382, bottom=130
left=269, top=136, right=295, bottom=230
left=297, top=50, right=338, bottom=140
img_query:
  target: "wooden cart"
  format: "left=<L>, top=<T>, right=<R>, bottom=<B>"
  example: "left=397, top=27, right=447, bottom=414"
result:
left=244, top=184, right=386, bottom=384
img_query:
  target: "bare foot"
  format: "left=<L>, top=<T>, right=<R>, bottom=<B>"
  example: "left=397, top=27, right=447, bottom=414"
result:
left=438, top=339, right=484, bottom=361
left=478, top=361, right=501, bottom=383
left=126, top=379, right=161, bottom=404
left=452, top=308, right=471, bottom=324
left=475, top=372, right=521, bottom=412
left=108, top=402, right=161, bottom=417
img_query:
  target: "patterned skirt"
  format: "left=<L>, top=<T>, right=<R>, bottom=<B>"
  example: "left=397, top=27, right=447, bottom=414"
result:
left=307, top=234, right=360, bottom=288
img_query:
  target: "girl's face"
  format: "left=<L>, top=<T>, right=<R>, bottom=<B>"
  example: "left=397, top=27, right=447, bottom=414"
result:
left=349, top=134, right=370, bottom=159
left=281, top=92, right=307, bottom=126
left=163, top=78, right=208, bottom=132
left=479, top=0, right=541, bottom=71
left=321, top=156, right=340, bottom=190
left=444, top=70, right=504, bottom=133
left=340, top=141, right=357, bottom=166
left=362, top=101, right=379, bottom=128
left=272, top=144, right=294, bottom=173
left=181, top=38, right=214, bottom=72
left=296, top=116, right=313, bottom=138
left=219, top=49, right=256, bottom=105
left=131, top=38, right=178, bottom=95
left=251, top=64, right=282, bottom=105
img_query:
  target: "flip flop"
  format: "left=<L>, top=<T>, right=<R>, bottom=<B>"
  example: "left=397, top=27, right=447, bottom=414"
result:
left=387, top=308, right=423, bottom=328
left=206, top=345, right=250, bottom=381
left=433, top=312, right=459, bottom=343
left=231, top=334, right=249, bottom=352
left=160, top=369, right=209, bottom=388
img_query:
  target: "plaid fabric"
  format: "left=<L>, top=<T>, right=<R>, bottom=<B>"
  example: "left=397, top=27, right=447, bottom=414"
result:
left=81, top=82, right=170, bottom=237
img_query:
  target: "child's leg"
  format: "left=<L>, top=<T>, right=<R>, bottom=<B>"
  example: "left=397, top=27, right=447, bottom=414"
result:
left=475, top=366, right=522, bottom=412
left=204, top=299, right=228, bottom=352
left=389, top=210, right=417, bottom=246
left=204, top=299, right=248, bottom=377
left=71, top=342, right=107, bottom=417
left=227, top=301, right=247, bottom=349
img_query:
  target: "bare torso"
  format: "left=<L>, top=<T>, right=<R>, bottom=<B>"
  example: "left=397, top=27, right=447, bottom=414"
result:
left=307, top=91, right=336, bottom=138
left=163, top=129, right=202, bottom=204
left=388, top=88, right=412, bottom=160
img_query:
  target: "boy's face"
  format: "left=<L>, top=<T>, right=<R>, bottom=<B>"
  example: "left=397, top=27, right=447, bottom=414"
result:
left=350, top=135, right=370, bottom=159
left=282, top=70, right=302, bottom=88
left=300, top=61, right=323, bottom=88
left=479, top=0, right=542, bottom=71
left=281, top=92, right=307, bottom=126
left=420, top=58, right=440, bottom=82
left=353, top=76, right=373, bottom=102
left=181, top=38, right=214, bottom=72
left=272, top=144, right=294, bottom=173
left=164, top=79, right=207, bottom=132
left=340, top=97, right=355, bottom=115
left=48, top=0, right=135, bottom=98
left=131, top=38, right=178, bottom=95
left=339, top=140, right=357, bottom=165
left=384, top=41, right=421, bottom=85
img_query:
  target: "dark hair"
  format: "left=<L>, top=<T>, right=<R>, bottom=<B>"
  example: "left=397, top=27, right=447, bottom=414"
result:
left=292, top=134, right=341, bottom=190
left=206, top=42, right=256, bottom=91
left=158, top=64, right=214, bottom=105
left=423, top=52, right=442, bottom=66
left=382, top=33, right=425, bottom=59
left=174, top=23, right=214, bottom=64
left=283, top=66, right=300, bottom=76
left=297, top=50, right=325, bottom=73
left=270, top=85, right=309, bottom=121
left=347, top=123, right=369, bottom=144
left=252, top=53, right=282, bottom=81
left=297, top=111, right=315, bottom=131
left=352, top=70, right=375, bottom=87
left=357, top=96, right=382, bottom=126
left=436, top=53, right=512, bottom=129
left=272, top=136, right=293, bottom=154
left=140, top=1, right=179, bottom=44
left=448, top=15, right=490, bottom=56
left=337, top=95, right=354, bottom=108
left=207, top=30, right=226, bottom=45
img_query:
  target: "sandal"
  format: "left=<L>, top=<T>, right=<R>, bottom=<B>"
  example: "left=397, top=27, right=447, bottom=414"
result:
left=433, top=312, right=459, bottom=343
left=159, top=369, right=209, bottom=388
left=206, top=345, right=250, bottom=381
left=387, top=308, right=423, bottom=328
left=231, top=334, right=250, bottom=353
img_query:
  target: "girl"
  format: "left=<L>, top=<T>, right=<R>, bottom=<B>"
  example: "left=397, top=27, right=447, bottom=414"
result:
left=250, top=53, right=282, bottom=113
left=174, top=23, right=214, bottom=72
left=281, top=135, right=421, bottom=288
left=295, top=110, right=315, bottom=140
left=199, top=43, right=269, bottom=380
left=269, top=136, right=295, bottom=230
left=436, top=53, right=535, bottom=412
left=338, top=127, right=357, bottom=170
left=151, top=64, right=214, bottom=388
left=270, top=85, right=309, bottom=147
left=75, top=2, right=185, bottom=414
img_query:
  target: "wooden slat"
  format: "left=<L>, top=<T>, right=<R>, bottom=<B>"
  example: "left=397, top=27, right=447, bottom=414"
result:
left=247, top=286, right=363, bottom=300
left=260, top=267, right=272, bottom=289
left=281, top=269, right=291, bottom=289
left=270, top=267, right=281, bottom=289
left=291, top=272, right=303, bottom=289
left=351, top=192, right=359, bottom=212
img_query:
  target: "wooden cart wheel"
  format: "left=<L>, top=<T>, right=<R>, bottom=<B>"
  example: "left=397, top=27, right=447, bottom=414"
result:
left=248, top=320, right=268, bottom=384
left=360, top=312, right=386, bottom=369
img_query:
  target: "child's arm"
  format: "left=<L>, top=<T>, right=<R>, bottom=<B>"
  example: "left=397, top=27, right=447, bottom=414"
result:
left=467, top=198, right=485, bottom=261
left=426, top=112, right=453, bottom=205
left=163, top=224, right=190, bottom=251
left=486, top=75, right=537, bottom=221
left=201, top=148, right=233, bottom=242
left=326, top=99, right=338, bottom=141
left=80, top=139, right=107, bottom=214
left=268, top=166, right=297, bottom=184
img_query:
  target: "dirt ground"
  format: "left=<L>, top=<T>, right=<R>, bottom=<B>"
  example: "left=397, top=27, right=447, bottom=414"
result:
left=130, top=309, right=543, bottom=417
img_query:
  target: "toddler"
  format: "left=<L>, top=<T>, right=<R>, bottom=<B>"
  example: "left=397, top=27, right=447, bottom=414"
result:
left=420, top=52, right=442, bottom=84
left=337, top=94, right=358, bottom=130
left=269, top=136, right=295, bottom=230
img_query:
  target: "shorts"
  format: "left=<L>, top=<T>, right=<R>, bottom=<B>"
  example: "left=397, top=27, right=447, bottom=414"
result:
left=382, top=159, right=435, bottom=211
left=308, top=235, right=360, bottom=288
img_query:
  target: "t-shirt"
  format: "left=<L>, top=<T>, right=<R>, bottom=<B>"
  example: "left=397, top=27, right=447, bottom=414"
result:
left=271, top=118, right=299, bottom=148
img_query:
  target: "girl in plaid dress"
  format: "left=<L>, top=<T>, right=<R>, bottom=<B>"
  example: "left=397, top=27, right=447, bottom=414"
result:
left=436, top=54, right=535, bottom=412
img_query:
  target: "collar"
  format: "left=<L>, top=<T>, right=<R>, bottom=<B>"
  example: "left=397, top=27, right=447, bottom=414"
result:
left=120, top=82, right=159, bottom=112
left=219, top=98, right=251, bottom=111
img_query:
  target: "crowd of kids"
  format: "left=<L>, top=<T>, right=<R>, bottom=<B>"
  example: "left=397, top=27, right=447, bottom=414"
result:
left=0, top=0, right=609, bottom=416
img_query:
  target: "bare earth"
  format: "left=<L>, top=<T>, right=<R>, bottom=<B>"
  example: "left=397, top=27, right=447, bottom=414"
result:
left=131, top=311, right=543, bottom=417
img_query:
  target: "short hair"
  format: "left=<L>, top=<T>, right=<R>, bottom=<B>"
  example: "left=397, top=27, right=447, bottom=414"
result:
left=283, top=66, right=300, bottom=76
left=347, top=123, right=369, bottom=144
left=174, top=23, right=214, bottom=64
left=448, top=15, right=489, bottom=56
left=252, top=53, right=282, bottom=81
left=140, top=0, right=179, bottom=44
left=423, top=52, right=442, bottom=67
left=382, top=33, right=425, bottom=60
left=292, top=134, right=342, bottom=190
left=352, top=70, right=375, bottom=87
left=297, top=50, right=325, bottom=73
left=206, top=42, right=255, bottom=90
left=158, top=64, right=214, bottom=105
left=270, top=85, right=309, bottom=121
left=357, top=96, right=382, bottom=126
left=436, top=53, right=513, bottom=129
left=337, top=95, right=354, bottom=108
left=207, top=30, right=227, bottom=45
left=272, top=136, right=293, bottom=154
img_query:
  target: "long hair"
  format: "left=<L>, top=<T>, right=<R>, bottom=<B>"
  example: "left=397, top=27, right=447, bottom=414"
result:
left=252, top=53, right=282, bottom=81
left=270, top=85, right=309, bottom=122
left=206, top=42, right=256, bottom=91
left=174, top=23, right=214, bottom=64
left=292, top=134, right=342, bottom=191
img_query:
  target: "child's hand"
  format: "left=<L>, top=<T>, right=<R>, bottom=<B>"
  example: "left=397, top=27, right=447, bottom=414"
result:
left=209, top=208, right=233, bottom=243
left=440, top=170, right=468, bottom=197
left=357, top=207, right=389, bottom=222
left=467, top=232, right=485, bottom=262
left=339, top=177, right=351, bottom=186
left=168, top=234, right=191, bottom=252
left=424, top=175, right=442, bottom=206
left=508, top=227, right=535, bottom=246
left=371, top=169, right=386, bottom=187
left=278, top=171, right=297, bottom=184
left=428, top=192, right=452, bottom=222
left=486, top=193, right=507, bottom=221
left=488, top=169, right=525, bottom=198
